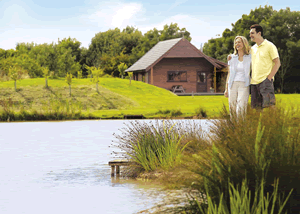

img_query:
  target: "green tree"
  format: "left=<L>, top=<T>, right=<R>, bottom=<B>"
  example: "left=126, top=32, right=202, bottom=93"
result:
left=260, top=7, right=300, bottom=93
left=8, top=66, right=26, bottom=91
left=85, top=65, right=104, bottom=92
left=57, top=37, right=82, bottom=63
left=203, top=5, right=300, bottom=93
left=117, top=63, right=128, bottom=79
left=131, top=23, right=191, bottom=64
left=42, top=67, right=50, bottom=88
left=128, top=72, right=133, bottom=85
left=57, top=47, right=81, bottom=77
left=65, top=73, right=73, bottom=96
left=203, top=5, right=274, bottom=62
left=77, top=70, right=82, bottom=79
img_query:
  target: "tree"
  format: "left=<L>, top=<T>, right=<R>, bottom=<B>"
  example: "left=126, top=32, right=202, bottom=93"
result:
left=65, top=73, right=73, bottom=96
left=42, top=67, right=50, bottom=88
left=131, top=23, right=192, bottom=64
left=277, top=49, right=291, bottom=93
left=203, top=5, right=275, bottom=62
left=203, top=5, right=300, bottom=93
left=77, top=70, right=82, bottom=79
left=8, top=66, right=26, bottom=91
left=128, top=72, right=133, bottom=85
left=117, top=63, right=128, bottom=79
left=85, top=65, right=104, bottom=92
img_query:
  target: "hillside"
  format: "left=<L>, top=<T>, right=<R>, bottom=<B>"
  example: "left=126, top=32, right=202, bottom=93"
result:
left=1, top=77, right=299, bottom=120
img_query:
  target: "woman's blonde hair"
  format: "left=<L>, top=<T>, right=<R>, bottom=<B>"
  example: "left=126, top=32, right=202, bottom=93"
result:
left=233, top=36, right=250, bottom=55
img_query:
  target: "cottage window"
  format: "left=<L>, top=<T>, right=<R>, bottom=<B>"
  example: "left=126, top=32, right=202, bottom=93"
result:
left=167, top=71, right=187, bottom=82
left=198, top=72, right=206, bottom=83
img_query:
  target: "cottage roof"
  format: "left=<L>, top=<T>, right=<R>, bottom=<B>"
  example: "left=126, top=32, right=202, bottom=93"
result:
left=125, top=38, right=227, bottom=72
left=126, top=38, right=182, bottom=72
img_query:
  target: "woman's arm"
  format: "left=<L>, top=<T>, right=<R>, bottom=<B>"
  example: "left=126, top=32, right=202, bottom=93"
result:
left=224, top=55, right=231, bottom=98
left=224, top=67, right=230, bottom=98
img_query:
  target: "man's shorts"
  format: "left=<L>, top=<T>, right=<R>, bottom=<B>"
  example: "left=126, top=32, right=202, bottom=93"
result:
left=251, top=78, right=276, bottom=108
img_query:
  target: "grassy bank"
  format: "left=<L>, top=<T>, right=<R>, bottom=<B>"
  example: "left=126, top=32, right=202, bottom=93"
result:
left=113, top=104, right=300, bottom=213
left=1, top=77, right=300, bottom=121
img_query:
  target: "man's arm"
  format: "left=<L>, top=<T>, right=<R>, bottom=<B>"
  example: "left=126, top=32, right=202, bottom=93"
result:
left=267, top=57, right=281, bottom=80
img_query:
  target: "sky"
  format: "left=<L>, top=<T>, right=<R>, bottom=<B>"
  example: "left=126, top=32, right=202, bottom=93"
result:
left=0, top=0, right=299, bottom=51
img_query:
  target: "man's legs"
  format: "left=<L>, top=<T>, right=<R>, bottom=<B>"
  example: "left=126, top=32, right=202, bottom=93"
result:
left=251, top=84, right=263, bottom=109
left=258, top=78, right=276, bottom=108
left=251, top=78, right=276, bottom=110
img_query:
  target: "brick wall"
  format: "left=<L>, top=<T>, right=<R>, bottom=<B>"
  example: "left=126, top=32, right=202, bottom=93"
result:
left=150, top=58, right=214, bottom=93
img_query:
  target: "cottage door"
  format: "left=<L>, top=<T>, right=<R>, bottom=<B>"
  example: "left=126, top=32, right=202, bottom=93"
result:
left=196, top=71, right=208, bottom=92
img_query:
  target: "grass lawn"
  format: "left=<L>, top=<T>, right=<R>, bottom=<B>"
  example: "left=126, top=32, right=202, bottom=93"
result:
left=1, top=77, right=299, bottom=119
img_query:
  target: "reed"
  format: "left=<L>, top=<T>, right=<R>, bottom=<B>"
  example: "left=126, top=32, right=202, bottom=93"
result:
left=181, top=103, right=300, bottom=213
left=112, top=120, right=205, bottom=177
left=184, top=178, right=292, bottom=214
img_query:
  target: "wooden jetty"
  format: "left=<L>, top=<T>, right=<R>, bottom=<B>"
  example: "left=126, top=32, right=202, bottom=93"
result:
left=108, top=159, right=131, bottom=177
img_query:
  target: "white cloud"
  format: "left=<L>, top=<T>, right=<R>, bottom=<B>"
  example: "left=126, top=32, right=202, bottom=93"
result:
left=85, top=1, right=143, bottom=29
left=138, top=14, right=229, bottom=49
left=0, top=28, right=95, bottom=50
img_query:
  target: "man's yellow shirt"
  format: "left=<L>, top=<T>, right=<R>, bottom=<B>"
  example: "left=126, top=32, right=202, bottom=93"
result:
left=251, top=39, right=279, bottom=85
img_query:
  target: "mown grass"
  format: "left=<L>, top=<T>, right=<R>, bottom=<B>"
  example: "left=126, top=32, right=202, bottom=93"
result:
left=1, top=77, right=300, bottom=121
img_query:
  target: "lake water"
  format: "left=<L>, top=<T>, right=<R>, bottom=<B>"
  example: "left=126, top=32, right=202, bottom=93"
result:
left=0, top=119, right=213, bottom=214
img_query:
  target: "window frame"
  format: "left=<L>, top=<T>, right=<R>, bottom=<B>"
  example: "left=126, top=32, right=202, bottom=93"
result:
left=167, top=71, right=187, bottom=82
left=197, top=72, right=207, bottom=83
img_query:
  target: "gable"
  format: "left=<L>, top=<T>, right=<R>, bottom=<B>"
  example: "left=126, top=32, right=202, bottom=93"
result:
left=163, top=39, right=203, bottom=58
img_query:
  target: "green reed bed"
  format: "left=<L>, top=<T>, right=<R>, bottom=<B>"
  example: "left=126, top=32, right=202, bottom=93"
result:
left=113, top=103, right=300, bottom=213
left=112, top=120, right=206, bottom=177
left=170, top=104, right=300, bottom=213
left=184, top=178, right=292, bottom=214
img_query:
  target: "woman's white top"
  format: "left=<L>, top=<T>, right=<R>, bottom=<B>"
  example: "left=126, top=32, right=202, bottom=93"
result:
left=227, top=54, right=251, bottom=89
left=233, top=61, right=245, bottom=82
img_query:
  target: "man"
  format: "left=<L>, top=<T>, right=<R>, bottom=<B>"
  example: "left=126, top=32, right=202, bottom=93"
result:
left=249, top=24, right=281, bottom=109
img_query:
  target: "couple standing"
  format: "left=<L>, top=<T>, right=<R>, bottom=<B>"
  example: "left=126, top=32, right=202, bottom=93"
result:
left=224, top=24, right=281, bottom=116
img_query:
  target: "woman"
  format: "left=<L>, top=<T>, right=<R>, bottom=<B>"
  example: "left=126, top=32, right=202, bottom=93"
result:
left=224, top=36, right=251, bottom=116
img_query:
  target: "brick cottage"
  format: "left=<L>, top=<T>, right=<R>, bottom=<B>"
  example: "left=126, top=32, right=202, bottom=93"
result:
left=125, top=38, right=228, bottom=93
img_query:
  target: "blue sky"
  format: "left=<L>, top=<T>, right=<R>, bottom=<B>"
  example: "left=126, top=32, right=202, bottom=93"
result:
left=0, top=0, right=299, bottom=50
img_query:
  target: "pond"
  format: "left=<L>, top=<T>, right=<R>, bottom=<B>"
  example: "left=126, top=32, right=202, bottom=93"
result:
left=0, top=119, right=213, bottom=214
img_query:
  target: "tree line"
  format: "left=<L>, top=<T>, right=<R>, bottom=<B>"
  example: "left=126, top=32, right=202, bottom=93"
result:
left=0, top=23, right=191, bottom=80
left=203, top=5, right=300, bottom=93
left=1, top=5, right=299, bottom=93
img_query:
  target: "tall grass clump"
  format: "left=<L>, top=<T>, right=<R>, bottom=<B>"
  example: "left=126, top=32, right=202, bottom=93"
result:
left=182, top=103, right=300, bottom=213
left=185, top=178, right=292, bottom=214
left=112, top=120, right=206, bottom=177
left=194, top=106, right=207, bottom=118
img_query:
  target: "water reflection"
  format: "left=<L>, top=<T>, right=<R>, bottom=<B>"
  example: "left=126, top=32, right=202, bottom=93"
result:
left=0, top=119, right=212, bottom=214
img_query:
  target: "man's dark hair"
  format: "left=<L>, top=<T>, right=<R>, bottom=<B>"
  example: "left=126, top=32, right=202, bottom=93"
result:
left=250, top=24, right=264, bottom=37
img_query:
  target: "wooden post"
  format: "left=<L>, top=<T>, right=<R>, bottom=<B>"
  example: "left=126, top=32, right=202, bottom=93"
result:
left=111, top=165, right=115, bottom=177
left=192, top=91, right=194, bottom=97
left=116, top=165, right=120, bottom=175
left=151, top=67, right=153, bottom=85
left=213, top=67, right=216, bottom=93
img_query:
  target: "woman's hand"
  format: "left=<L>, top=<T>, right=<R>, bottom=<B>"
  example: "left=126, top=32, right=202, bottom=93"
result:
left=227, top=55, right=232, bottom=61
left=224, top=90, right=228, bottom=98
